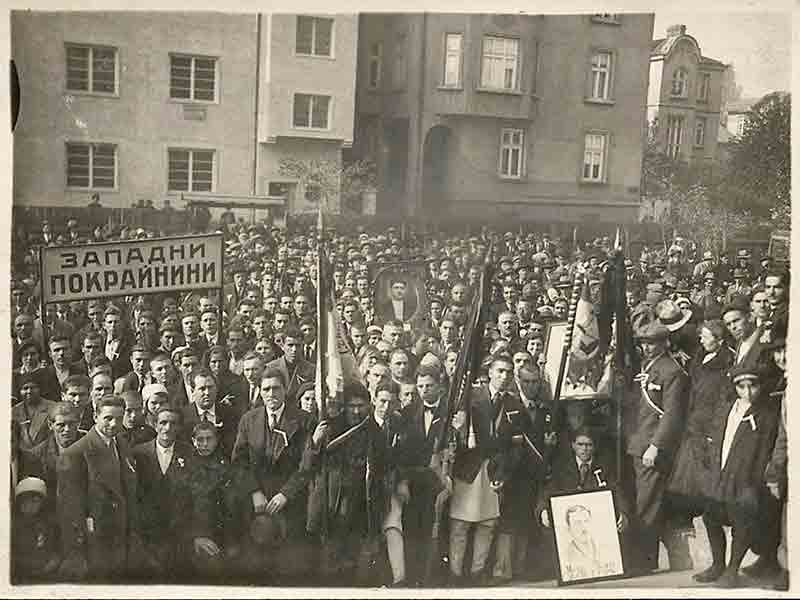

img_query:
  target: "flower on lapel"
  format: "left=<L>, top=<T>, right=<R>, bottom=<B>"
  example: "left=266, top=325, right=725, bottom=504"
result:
left=177, top=457, right=185, bottom=468
left=744, top=414, right=757, bottom=431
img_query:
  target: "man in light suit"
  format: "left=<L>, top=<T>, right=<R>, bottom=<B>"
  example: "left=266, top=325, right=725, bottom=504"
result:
left=56, top=395, right=143, bottom=580
left=264, top=328, right=315, bottom=408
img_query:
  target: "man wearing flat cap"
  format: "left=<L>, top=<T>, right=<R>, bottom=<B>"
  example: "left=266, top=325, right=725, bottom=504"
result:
left=693, top=363, right=781, bottom=588
left=627, top=320, right=692, bottom=573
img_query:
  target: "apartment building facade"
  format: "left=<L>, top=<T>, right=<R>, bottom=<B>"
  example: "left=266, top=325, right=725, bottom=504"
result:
left=11, top=11, right=358, bottom=217
left=352, top=13, right=654, bottom=224
left=647, top=24, right=727, bottom=170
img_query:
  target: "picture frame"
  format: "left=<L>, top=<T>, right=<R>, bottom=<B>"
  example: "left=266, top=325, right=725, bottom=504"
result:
left=548, top=488, right=626, bottom=586
left=371, top=261, right=430, bottom=331
left=543, top=320, right=614, bottom=401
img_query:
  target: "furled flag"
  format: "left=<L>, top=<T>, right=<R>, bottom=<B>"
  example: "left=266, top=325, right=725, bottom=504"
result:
left=570, top=276, right=601, bottom=363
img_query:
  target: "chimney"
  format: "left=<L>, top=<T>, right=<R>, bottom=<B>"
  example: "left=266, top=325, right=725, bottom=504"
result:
left=666, top=24, right=687, bottom=37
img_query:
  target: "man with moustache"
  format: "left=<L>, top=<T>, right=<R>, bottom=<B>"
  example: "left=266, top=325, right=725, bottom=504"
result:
left=181, top=369, right=238, bottom=458
left=132, top=406, right=194, bottom=579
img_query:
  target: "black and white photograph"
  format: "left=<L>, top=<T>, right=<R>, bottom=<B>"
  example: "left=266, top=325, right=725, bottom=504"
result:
left=3, top=3, right=793, bottom=594
left=549, top=488, right=625, bottom=584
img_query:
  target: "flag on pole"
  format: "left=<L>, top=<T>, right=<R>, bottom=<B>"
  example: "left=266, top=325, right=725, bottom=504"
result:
left=570, top=278, right=600, bottom=362
left=614, top=227, right=622, bottom=252
left=315, top=209, right=363, bottom=416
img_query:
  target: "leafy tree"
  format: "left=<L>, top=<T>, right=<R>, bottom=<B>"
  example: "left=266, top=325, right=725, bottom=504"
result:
left=278, top=158, right=377, bottom=215
left=725, top=92, right=791, bottom=228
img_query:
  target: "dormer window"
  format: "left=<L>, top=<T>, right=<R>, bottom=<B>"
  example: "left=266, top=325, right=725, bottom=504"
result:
left=671, top=68, right=688, bottom=98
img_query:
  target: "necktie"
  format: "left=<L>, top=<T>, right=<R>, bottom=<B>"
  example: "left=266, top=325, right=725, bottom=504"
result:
left=579, top=462, right=590, bottom=487
left=268, top=412, right=277, bottom=431
left=423, top=403, right=437, bottom=415
left=251, top=386, right=259, bottom=406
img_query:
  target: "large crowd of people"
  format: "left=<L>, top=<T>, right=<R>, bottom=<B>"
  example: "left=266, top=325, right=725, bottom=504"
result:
left=9, top=215, right=790, bottom=590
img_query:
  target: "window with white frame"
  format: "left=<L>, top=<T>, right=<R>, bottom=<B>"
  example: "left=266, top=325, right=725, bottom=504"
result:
left=589, top=51, right=613, bottom=100
left=170, top=55, right=217, bottom=102
left=293, top=93, right=331, bottom=129
left=697, top=73, right=711, bottom=102
left=582, top=133, right=607, bottom=182
left=66, top=45, right=117, bottom=94
left=736, top=116, right=746, bottom=136
left=296, top=16, right=333, bottom=57
left=480, top=36, right=519, bottom=91
left=392, top=33, right=407, bottom=89
left=499, top=128, right=524, bottom=179
left=168, top=149, right=215, bottom=192
left=671, top=68, right=689, bottom=97
left=66, top=142, right=117, bottom=189
left=694, top=117, right=706, bottom=146
left=666, top=115, right=684, bottom=158
left=368, top=42, right=382, bottom=89
left=443, top=33, right=463, bottom=87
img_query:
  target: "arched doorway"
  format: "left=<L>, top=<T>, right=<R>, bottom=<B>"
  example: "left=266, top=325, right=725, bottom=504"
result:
left=421, top=125, right=451, bottom=216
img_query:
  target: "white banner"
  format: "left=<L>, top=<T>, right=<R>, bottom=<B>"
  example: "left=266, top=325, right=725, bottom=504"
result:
left=40, top=234, right=224, bottom=303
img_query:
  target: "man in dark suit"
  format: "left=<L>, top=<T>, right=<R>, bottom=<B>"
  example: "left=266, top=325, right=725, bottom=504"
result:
left=231, top=367, right=315, bottom=579
left=56, top=395, right=143, bottom=580
left=264, top=328, right=315, bottom=408
left=132, top=405, right=194, bottom=579
left=101, top=307, right=134, bottom=379
left=20, top=403, right=84, bottom=515
left=117, top=391, right=156, bottom=448
left=537, top=427, right=632, bottom=577
left=447, top=355, right=527, bottom=584
left=180, top=369, right=238, bottom=459
left=13, top=372, right=57, bottom=451
left=117, top=346, right=152, bottom=394
left=39, top=336, right=79, bottom=402
left=694, top=364, right=781, bottom=588
left=627, top=320, right=692, bottom=572
left=71, top=332, right=104, bottom=376
left=375, top=277, right=418, bottom=326
left=206, top=345, right=250, bottom=424
left=722, top=296, right=764, bottom=367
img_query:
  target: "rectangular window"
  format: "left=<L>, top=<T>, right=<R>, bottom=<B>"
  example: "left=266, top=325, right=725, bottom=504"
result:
left=443, top=33, right=463, bottom=87
left=736, top=117, right=745, bottom=135
left=697, top=73, right=711, bottom=102
left=170, top=54, right=217, bottom=102
left=66, top=142, right=117, bottom=189
left=694, top=117, right=706, bottom=146
left=66, top=44, right=117, bottom=94
left=168, top=149, right=214, bottom=192
left=591, top=14, right=620, bottom=24
left=392, top=33, right=407, bottom=89
left=292, top=93, right=331, bottom=129
left=368, top=42, right=382, bottom=89
left=480, top=36, right=519, bottom=91
left=296, top=16, right=333, bottom=57
left=499, top=128, right=524, bottom=179
left=582, top=133, right=607, bottom=182
left=589, top=51, right=613, bottom=100
left=666, top=115, right=684, bottom=159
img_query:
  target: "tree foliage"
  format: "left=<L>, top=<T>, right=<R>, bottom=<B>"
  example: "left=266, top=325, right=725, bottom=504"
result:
left=726, top=92, right=791, bottom=227
left=277, top=158, right=377, bottom=214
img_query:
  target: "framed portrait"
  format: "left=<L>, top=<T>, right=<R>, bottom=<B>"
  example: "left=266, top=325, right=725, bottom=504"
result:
left=543, top=320, right=613, bottom=401
left=548, top=488, right=625, bottom=585
left=371, top=262, right=430, bottom=332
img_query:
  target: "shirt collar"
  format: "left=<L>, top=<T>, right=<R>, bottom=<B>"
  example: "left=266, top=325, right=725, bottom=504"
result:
left=156, top=441, right=175, bottom=454
left=576, top=455, right=593, bottom=470
left=94, top=427, right=114, bottom=447
left=267, top=403, right=285, bottom=424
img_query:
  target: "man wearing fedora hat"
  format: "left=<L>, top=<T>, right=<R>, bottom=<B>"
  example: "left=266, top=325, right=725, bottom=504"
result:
left=627, top=320, right=692, bottom=573
left=693, top=363, right=781, bottom=588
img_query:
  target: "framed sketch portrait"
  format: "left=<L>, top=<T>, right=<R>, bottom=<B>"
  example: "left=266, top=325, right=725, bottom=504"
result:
left=543, top=320, right=613, bottom=401
left=548, top=488, right=625, bottom=585
left=372, top=262, right=430, bottom=331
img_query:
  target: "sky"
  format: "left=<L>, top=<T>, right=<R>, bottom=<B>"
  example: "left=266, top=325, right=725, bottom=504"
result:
left=653, top=11, right=792, bottom=100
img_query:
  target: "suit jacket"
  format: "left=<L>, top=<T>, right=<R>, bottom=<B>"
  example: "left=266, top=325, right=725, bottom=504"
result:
left=131, top=440, right=194, bottom=551
left=71, top=358, right=91, bottom=377
left=180, top=402, right=238, bottom=458
left=100, top=333, right=136, bottom=380
left=56, top=428, right=141, bottom=577
left=38, top=366, right=79, bottom=404
left=707, top=397, right=780, bottom=513
left=537, top=450, right=630, bottom=522
left=263, top=356, right=315, bottom=405
left=117, top=371, right=147, bottom=393
left=21, top=432, right=86, bottom=514
left=117, top=424, right=156, bottom=448
left=452, top=385, right=528, bottom=485
left=626, top=352, right=689, bottom=464
left=215, top=370, right=250, bottom=423
left=394, top=399, right=448, bottom=471
left=376, top=296, right=418, bottom=325
left=12, top=399, right=56, bottom=451
left=230, top=404, right=314, bottom=536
